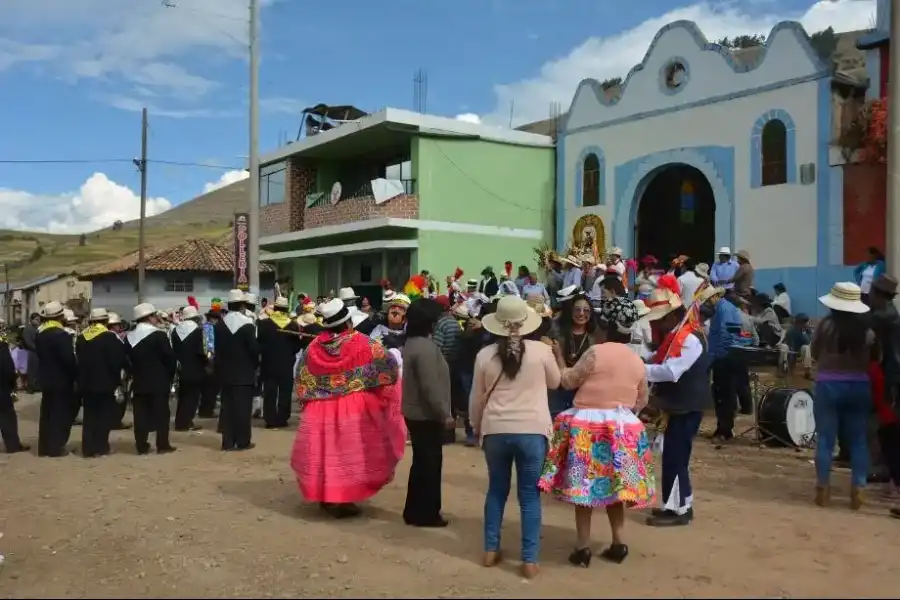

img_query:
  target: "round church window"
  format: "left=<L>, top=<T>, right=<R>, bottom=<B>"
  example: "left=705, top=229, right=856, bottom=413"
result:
left=661, top=59, right=688, bottom=92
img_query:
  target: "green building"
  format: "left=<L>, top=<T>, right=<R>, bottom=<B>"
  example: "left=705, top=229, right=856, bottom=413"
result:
left=258, top=108, right=555, bottom=304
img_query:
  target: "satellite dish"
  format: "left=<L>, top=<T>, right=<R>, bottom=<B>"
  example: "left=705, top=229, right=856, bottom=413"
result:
left=330, top=181, right=342, bottom=205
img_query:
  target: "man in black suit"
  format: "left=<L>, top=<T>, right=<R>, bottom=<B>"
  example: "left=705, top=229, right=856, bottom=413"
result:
left=0, top=319, right=27, bottom=453
left=125, top=303, right=177, bottom=455
left=215, top=290, right=260, bottom=451
left=257, top=296, right=301, bottom=428
left=35, top=301, right=77, bottom=457
left=171, top=305, right=208, bottom=431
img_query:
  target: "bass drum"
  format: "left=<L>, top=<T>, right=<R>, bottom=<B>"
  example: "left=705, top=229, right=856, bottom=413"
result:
left=757, top=388, right=815, bottom=448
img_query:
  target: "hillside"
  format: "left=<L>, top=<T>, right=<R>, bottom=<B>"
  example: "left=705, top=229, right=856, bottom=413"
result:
left=0, top=180, right=250, bottom=283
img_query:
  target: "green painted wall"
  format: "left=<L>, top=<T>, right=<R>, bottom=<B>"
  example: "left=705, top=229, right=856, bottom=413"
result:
left=289, top=257, right=319, bottom=299
left=414, top=137, right=554, bottom=235
left=416, top=230, right=538, bottom=288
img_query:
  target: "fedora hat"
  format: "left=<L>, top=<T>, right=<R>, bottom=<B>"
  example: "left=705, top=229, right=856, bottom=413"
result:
left=819, top=282, right=870, bottom=314
left=735, top=249, right=751, bottom=262
left=695, top=263, right=710, bottom=279
left=107, top=312, right=122, bottom=325
left=873, top=274, right=898, bottom=296
left=227, top=289, right=245, bottom=304
left=645, top=287, right=684, bottom=321
left=181, top=305, right=200, bottom=320
left=560, top=254, right=582, bottom=268
left=273, top=296, right=290, bottom=309
left=696, top=286, right=726, bottom=304
left=609, top=246, right=623, bottom=256
left=482, top=296, right=542, bottom=338
left=244, top=293, right=258, bottom=306
left=338, top=287, right=358, bottom=301
left=388, top=293, right=411, bottom=307
left=717, top=246, right=732, bottom=256
left=63, top=308, right=77, bottom=323
left=318, top=298, right=352, bottom=328
left=132, top=302, right=156, bottom=321
left=88, top=308, right=110, bottom=322
left=452, top=303, right=470, bottom=319
left=40, top=301, right=65, bottom=319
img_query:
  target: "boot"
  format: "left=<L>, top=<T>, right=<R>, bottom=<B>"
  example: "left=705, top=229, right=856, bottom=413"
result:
left=815, top=485, right=830, bottom=507
left=850, top=486, right=863, bottom=511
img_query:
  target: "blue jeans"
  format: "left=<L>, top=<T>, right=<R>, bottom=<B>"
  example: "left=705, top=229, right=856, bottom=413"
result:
left=814, top=379, right=872, bottom=487
left=459, top=371, right=474, bottom=437
left=482, top=433, right=547, bottom=563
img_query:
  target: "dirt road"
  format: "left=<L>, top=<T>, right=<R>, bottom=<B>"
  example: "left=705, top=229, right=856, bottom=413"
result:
left=1, top=394, right=897, bottom=598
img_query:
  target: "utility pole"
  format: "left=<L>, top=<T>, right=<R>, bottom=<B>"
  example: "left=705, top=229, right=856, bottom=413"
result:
left=248, top=0, right=261, bottom=295
left=888, top=4, right=900, bottom=275
left=137, top=108, right=149, bottom=303
left=3, top=263, right=9, bottom=325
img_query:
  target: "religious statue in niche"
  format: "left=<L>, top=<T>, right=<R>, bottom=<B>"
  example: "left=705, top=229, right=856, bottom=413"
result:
left=572, top=214, right=605, bottom=263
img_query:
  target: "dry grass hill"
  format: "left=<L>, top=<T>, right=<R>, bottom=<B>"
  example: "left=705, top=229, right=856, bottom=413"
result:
left=0, top=180, right=249, bottom=283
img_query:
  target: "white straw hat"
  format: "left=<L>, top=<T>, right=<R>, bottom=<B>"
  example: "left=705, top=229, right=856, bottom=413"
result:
left=273, top=296, right=290, bottom=309
left=63, top=309, right=76, bottom=323
left=609, top=247, right=623, bottom=256
left=107, top=312, right=122, bottom=325
left=88, top=308, right=110, bottom=322
left=482, top=296, right=542, bottom=337
left=717, top=246, right=732, bottom=255
left=244, top=292, right=258, bottom=306
left=40, top=301, right=65, bottom=319
left=133, top=302, right=156, bottom=321
left=318, top=298, right=352, bottom=328
left=819, top=282, right=870, bottom=314
left=181, top=306, right=200, bottom=320
left=227, top=289, right=245, bottom=303
left=338, top=287, right=359, bottom=301
left=695, top=263, right=710, bottom=279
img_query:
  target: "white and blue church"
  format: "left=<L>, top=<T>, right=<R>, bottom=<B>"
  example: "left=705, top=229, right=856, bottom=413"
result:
left=556, top=19, right=857, bottom=316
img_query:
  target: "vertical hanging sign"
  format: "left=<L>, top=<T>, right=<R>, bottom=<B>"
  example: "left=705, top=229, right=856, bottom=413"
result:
left=233, top=212, right=250, bottom=291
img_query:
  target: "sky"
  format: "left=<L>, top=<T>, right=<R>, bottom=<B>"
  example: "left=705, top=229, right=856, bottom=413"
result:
left=0, top=0, right=877, bottom=234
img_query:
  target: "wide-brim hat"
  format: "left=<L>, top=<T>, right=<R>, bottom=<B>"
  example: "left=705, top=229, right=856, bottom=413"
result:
left=819, top=282, right=870, bottom=314
left=557, top=285, right=578, bottom=302
left=273, top=296, right=290, bottom=309
left=560, top=254, right=582, bottom=268
left=482, top=296, right=542, bottom=337
left=227, top=289, right=245, bottom=303
left=525, top=297, right=553, bottom=318
left=133, top=302, right=156, bottom=321
left=695, top=263, right=710, bottom=279
left=40, top=301, right=65, bottom=319
left=645, top=288, right=684, bottom=321
left=452, top=303, right=471, bottom=319
left=107, top=312, right=122, bottom=325
left=338, top=287, right=358, bottom=301
left=181, top=306, right=200, bottom=320
left=735, top=249, right=751, bottom=262
left=389, top=293, right=411, bottom=307
left=298, top=313, right=318, bottom=326
left=609, top=247, right=623, bottom=257
left=244, top=293, right=258, bottom=306
left=89, top=307, right=110, bottom=322
left=318, top=298, right=352, bottom=328
left=717, top=246, right=732, bottom=256
left=696, top=286, right=726, bottom=304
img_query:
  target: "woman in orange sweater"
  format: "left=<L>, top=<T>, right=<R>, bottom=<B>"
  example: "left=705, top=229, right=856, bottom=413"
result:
left=539, top=296, right=656, bottom=567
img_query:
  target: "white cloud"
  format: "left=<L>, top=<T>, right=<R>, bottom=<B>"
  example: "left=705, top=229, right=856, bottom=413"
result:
left=0, top=173, right=172, bottom=234
left=0, top=0, right=278, bottom=112
left=203, top=169, right=249, bottom=193
left=455, top=113, right=482, bottom=124
left=481, top=0, right=877, bottom=126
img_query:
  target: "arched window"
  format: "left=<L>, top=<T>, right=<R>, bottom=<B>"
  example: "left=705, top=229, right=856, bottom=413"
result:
left=761, top=119, right=788, bottom=186
left=582, top=154, right=601, bottom=206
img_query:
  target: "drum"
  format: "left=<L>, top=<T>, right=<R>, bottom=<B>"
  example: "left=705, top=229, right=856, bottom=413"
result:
left=757, top=388, right=815, bottom=448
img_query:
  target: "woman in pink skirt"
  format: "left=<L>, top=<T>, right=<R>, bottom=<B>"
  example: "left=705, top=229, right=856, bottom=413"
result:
left=539, top=296, right=655, bottom=567
left=291, top=298, right=406, bottom=519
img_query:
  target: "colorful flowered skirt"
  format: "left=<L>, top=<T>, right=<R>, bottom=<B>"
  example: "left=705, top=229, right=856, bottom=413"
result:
left=538, top=406, right=656, bottom=508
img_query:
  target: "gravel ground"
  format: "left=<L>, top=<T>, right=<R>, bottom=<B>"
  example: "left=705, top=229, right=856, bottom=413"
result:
left=1, top=393, right=898, bottom=599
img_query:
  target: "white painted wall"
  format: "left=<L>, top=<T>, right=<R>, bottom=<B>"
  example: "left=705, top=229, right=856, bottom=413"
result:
left=561, top=21, right=825, bottom=271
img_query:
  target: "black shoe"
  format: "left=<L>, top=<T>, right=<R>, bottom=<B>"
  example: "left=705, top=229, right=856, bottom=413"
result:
left=646, top=509, right=692, bottom=527
left=567, top=547, right=592, bottom=568
left=136, top=446, right=151, bottom=455
left=868, top=473, right=890, bottom=484
left=233, top=443, right=255, bottom=452
left=112, top=422, right=132, bottom=430
left=404, top=516, right=450, bottom=528
left=651, top=506, right=694, bottom=520
left=157, top=446, right=177, bottom=454
left=39, top=449, right=70, bottom=458
left=321, top=503, right=362, bottom=519
left=264, top=423, right=283, bottom=430
left=600, top=543, right=629, bottom=564
left=5, top=443, right=30, bottom=454
left=197, top=412, right=216, bottom=419
left=739, top=408, right=753, bottom=416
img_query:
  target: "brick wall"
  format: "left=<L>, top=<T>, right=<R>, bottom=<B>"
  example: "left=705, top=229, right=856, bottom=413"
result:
left=304, top=194, right=419, bottom=229
left=259, top=158, right=317, bottom=237
left=259, top=157, right=416, bottom=235
left=843, top=162, right=886, bottom=265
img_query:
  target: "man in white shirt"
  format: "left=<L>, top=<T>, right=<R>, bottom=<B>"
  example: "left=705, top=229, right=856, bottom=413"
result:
left=677, top=260, right=706, bottom=307
left=772, top=283, right=792, bottom=320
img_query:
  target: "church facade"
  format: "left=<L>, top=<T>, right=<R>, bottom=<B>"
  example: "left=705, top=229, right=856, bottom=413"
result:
left=556, top=20, right=851, bottom=315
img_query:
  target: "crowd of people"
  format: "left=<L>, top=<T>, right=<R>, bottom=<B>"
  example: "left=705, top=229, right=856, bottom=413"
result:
left=0, top=242, right=897, bottom=578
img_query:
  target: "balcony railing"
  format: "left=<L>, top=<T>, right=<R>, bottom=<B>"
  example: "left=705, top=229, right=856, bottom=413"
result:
left=306, top=179, right=417, bottom=208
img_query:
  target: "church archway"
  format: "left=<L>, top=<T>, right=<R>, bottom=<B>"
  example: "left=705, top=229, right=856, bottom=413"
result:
left=635, top=164, right=716, bottom=264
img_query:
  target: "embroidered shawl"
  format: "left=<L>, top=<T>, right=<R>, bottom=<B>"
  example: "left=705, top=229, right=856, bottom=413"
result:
left=296, top=330, right=398, bottom=401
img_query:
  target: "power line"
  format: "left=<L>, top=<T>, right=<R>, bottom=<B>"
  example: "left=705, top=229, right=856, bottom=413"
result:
left=0, top=158, right=241, bottom=170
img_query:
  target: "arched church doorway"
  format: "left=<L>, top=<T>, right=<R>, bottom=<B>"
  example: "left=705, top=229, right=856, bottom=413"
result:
left=635, top=164, right=716, bottom=264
